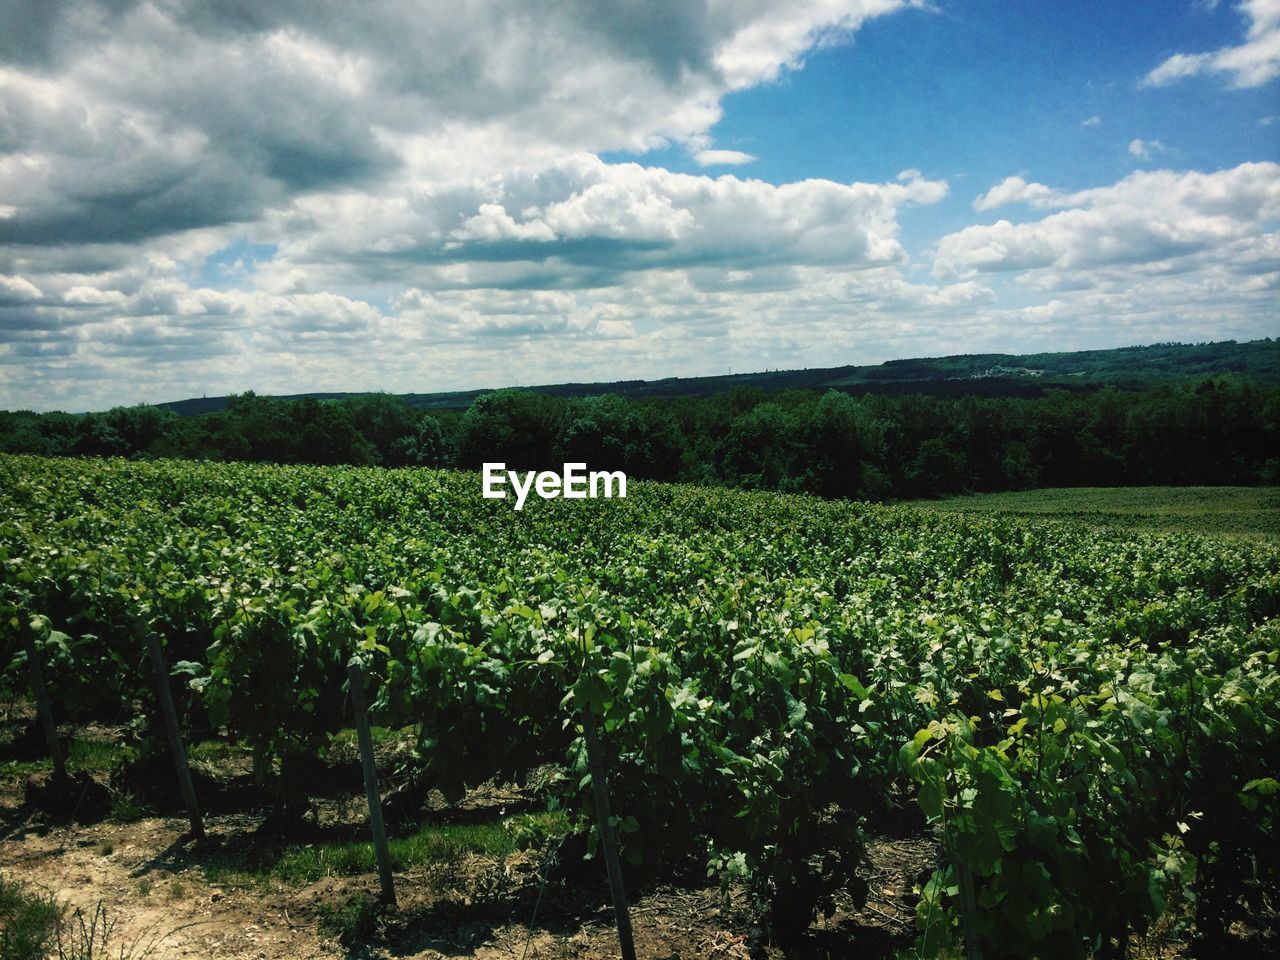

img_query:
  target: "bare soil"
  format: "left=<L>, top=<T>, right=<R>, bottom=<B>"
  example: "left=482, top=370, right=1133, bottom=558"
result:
left=0, top=797, right=934, bottom=960
left=2, top=715, right=1273, bottom=959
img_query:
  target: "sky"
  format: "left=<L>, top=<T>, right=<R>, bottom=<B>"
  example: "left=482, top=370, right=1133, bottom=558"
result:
left=0, top=0, right=1277, bottom=411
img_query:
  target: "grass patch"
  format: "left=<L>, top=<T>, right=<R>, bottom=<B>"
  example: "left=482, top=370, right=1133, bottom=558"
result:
left=187, top=740, right=252, bottom=771
left=326, top=726, right=416, bottom=770
left=0, top=875, right=63, bottom=960
left=923, top=486, right=1280, bottom=540
left=329, top=726, right=400, bottom=749
left=203, top=821, right=520, bottom=889
left=0, top=737, right=132, bottom=783
left=0, top=757, right=50, bottom=781
left=66, top=738, right=133, bottom=774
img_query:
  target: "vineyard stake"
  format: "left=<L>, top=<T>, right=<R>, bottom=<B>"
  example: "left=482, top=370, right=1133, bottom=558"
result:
left=582, top=709, right=637, bottom=960
left=347, top=663, right=397, bottom=905
left=956, top=862, right=983, bottom=960
left=147, top=633, right=204, bottom=839
left=22, top=631, right=66, bottom=782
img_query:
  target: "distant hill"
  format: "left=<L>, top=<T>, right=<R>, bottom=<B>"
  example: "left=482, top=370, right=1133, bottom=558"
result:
left=157, top=338, right=1280, bottom=416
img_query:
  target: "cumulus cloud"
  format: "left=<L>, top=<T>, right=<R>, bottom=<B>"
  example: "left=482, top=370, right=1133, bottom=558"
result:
left=0, top=0, right=923, bottom=252
left=257, top=156, right=948, bottom=291
left=973, top=176, right=1064, bottom=211
left=1081, top=115, right=1102, bottom=127
left=0, top=1, right=987, bottom=409
left=936, top=162, right=1280, bottom=278
left=0, top=1, right=1275, bottom=411
left=1143, top=0, right=1280, bottom=89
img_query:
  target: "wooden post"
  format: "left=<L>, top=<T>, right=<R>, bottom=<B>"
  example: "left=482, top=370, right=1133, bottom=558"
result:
left=23, top=632, right=66, bottom=781
left=147, top=634, right=204, bottom=839
left=347, top=663, right=396, bottom=905
left=956, top=861, right=983, bottom=960
left=582, top=709, right=637, bottom=960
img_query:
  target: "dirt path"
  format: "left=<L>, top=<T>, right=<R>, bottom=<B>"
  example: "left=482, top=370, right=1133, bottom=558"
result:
left=1, top=813, right=338, bottom=959
left=0, top=802, right=931, bottom=959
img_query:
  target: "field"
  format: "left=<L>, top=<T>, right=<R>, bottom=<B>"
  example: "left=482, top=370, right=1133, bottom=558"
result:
left=925, top=487, right=1280, bottom=540
left=1, top=455, right=1278, bottom=959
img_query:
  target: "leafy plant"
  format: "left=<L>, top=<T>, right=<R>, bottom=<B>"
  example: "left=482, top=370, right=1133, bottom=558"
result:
left=1, top=454, right=1277, bottom=954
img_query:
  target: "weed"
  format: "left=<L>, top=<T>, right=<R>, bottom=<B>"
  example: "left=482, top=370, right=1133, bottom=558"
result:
left=316, top=893, right=384, bottom=948
left=504, top=810, right=572, bottom=850
left=0, top=875, right=63, bottom=960
left=109, top=790, right=146, bottom=823
left=54, top=899, right=172, bottom=959
left=0, top=878, right=170, bottom=960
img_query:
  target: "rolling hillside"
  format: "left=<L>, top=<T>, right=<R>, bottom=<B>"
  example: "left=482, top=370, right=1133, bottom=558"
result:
left=156, top=338, right=1279, bottom=415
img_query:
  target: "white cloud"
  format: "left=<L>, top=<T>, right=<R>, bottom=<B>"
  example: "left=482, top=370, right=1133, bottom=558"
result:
left=63, top=286, right=127, bottom=306
left=693, top=149, right=757, bottom=166
left=1128, top=138, right=1166, bottom=160
left=0, top=1, right=1275, bottom=411
left=936, top=161, right=1280, bottom=279
left=0, top=2, right=927, bottom=250
left=973, top=176, right=1064, bottom=211
left=0, top=276, right=42, bottom=304
left=1081, top=115, right=1101, bottom=127
left=1144, top=0, right=1280, bottom=89
left=262, top=156, right=949, bottom=286
left=450, top=203, right=559, bottom=245
left=0, top=1, right=974, bottom=409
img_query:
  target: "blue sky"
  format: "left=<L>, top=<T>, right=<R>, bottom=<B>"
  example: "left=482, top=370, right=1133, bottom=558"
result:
left=715, top=0, right=1277, bottom=183
left=616, top=1, right=1278, bottom=249
left=0, top=0, right=1276, bottom=409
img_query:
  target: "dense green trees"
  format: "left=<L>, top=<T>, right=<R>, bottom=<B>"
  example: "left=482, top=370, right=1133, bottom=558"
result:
left=392, top=415, right=448, bottom=467
left=2, top=375, right=1276, bottom=500
left=456, top=390, right=562, bottom=469
left=555, top=395, right=684, bottom=480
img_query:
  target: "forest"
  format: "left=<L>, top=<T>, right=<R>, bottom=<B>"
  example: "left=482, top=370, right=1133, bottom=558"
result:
left=2, top=374, right=1277, bottom=501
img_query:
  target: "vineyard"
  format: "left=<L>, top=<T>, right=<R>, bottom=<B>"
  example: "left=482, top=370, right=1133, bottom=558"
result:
left=1, top=453, right=1278, bottom=958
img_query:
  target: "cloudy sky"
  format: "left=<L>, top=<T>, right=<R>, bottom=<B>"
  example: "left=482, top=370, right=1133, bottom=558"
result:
left=1, top=0, right=1277, bottom=411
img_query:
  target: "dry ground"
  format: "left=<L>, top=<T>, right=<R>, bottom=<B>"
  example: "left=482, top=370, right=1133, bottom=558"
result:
left=0, top=756, right=932, bottom=960
left=2, top=713, right=1273, bottom=959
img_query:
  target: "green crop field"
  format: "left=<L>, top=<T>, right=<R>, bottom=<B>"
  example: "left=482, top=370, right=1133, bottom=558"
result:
left=925, top=486, right=1280, bottom=540
left=2, top=454, right=1278, bottom=957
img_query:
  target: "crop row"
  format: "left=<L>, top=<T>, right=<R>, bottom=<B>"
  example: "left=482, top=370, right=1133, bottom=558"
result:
left=1, top=454, right=1277, bottom=955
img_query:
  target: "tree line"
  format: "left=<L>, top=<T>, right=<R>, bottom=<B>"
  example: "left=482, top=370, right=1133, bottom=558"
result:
left=2, top=376, right=1276, bottom=499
